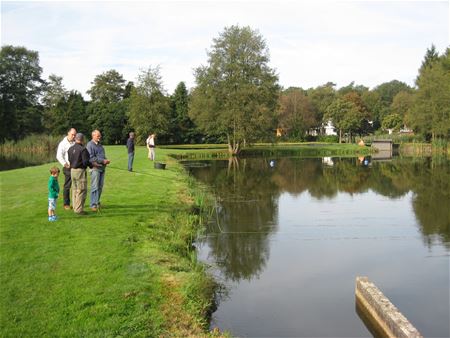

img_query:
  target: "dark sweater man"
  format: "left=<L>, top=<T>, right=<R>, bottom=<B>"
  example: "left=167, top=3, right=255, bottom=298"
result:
left=69, top=143, right=91, bottom=169
left=68, top=133, right=91, bottom=214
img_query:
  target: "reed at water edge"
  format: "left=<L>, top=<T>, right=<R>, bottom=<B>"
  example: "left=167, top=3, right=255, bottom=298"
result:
left=0, top=134, right=61, bottom=155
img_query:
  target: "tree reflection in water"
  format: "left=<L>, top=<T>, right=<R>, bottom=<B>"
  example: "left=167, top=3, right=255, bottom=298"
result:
left=187, top=156, right=450, bottom=282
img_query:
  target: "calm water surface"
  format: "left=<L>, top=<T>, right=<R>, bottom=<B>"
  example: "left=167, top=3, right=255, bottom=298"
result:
left=0, top=152, right=55, bottom=171
left=185, top=156, right=450, bottom=338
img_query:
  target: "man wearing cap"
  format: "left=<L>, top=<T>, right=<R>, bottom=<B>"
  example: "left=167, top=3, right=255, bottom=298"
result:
left=56, top=127, right=77, bottom=209
left=86, top=130, right=111, bottom=211
left=68, top=133, right=91, bottom=214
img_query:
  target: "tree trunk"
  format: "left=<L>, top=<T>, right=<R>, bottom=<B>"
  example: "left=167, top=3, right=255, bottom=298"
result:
left=339, top=129, right=342, bottom=143
left=227, top=134, right=240, bottom=155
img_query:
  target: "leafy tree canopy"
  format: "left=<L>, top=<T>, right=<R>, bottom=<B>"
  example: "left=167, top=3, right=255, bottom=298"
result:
left=128, top=66, right=170, bottom=143
left=87, top=69, right=126, bottom=103
left=189, top=25, right=280, bottom=154
left=0, top=45, right=44, bottom=141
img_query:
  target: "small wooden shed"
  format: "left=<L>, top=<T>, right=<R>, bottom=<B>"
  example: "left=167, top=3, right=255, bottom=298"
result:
left=371, top=140, right=393, bottom=152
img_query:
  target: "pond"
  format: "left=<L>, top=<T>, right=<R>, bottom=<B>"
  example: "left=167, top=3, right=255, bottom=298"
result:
left=185, top=156, right=450, bottom=337
left=0, top=152, right=55, bottom=171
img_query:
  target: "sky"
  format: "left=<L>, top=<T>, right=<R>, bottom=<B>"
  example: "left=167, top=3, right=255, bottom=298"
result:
left=1, top=0, right=449, bottom=98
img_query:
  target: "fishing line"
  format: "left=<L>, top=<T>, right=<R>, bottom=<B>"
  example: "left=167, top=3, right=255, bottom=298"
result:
left=107, top=165, right=186, bottom=182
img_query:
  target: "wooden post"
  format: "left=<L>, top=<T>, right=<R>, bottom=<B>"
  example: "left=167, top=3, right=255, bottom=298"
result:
left=355, top=276, right=423, bottom=338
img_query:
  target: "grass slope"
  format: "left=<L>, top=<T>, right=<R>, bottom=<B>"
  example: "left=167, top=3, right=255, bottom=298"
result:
left=0, top=146, right=216, bottom=337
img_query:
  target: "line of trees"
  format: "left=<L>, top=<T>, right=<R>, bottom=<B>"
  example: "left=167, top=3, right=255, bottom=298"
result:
left=1, top=26, right=449, bottom=153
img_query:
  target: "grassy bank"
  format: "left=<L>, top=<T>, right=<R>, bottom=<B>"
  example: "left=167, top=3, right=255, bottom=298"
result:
left=165, top=142, right=372, bottom=160
left=0, top=146, right=220, bottom=337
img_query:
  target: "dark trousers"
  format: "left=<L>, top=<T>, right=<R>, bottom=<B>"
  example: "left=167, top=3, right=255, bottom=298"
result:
left=63, top=166, right=72, bottom=206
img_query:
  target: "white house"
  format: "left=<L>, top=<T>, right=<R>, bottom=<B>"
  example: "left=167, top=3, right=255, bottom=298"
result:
left=324, top=120, right=337, bottom=136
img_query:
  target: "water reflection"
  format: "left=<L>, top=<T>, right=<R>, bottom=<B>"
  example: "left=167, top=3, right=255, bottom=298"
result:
left=186, top=156, right=450, bottom=337
left=0, top=152, right=55, bottom=171
left=189, top=157, right=450, bottom=261
left=196, top=159, right=280, bottom=281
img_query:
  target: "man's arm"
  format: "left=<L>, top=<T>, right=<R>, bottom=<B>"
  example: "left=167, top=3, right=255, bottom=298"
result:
left=56, top=140, right=68, bottom=167
left=86, top=142, right=98, bottom=165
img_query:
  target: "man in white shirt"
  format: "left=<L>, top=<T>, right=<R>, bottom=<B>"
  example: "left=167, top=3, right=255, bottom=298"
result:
left=56, top=128, right=77, bottom=209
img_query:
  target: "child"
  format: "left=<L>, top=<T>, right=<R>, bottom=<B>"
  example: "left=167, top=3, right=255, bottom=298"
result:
left=48, top=167, right=60, bottom=221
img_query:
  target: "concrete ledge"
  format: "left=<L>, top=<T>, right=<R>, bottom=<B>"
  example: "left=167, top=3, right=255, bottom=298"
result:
left=355, top=276, right=423, bottom=338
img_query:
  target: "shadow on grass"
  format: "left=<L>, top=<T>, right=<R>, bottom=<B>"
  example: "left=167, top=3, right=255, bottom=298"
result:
left=80, top=204, right=176, bottom=218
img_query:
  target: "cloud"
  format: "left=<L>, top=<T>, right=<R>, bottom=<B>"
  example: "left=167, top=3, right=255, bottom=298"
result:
left=1, top=1, right=448, bottom=97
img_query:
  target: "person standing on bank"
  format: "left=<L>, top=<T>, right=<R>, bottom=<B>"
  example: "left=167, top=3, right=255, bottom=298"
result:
left=126, top=132, right=135, bottom=171
left=56, top=128, right=77, bottom=209
left=68, top=133, right=92, bottom=215
left=86, top=130, right=110, bottom=212
left=146, top=133, right=155, bottom=161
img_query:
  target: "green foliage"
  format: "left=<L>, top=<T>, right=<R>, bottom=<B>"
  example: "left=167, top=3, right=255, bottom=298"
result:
left=87, top=100, right=129, bottom=144
left=42, top=74, right=68, bottom=109
left=42, top=74, right=69, bottom=133
left=85, top=70, right=129, bottom=144
left=410, top=47, right=450, bottom=140
left=337, top=81, right=368, bottom=96
left=306, top=82, right=336, bottom=126
left=363, top=133, right=425, bottom=144
left=0, top=133, right=60, bottom=154
left=0, top=45, right=44, bottom=141
left=382, top=113, right=403, bottom=131
left=391, top=90, right=414, bottom=129
left=190, top=25, right=280, bottom=153
left=325, top=98, right=361, bottom=142
left=278, top=88, right=316, bottom=140
left=1, top=42, right=449, bottom=147
left=48, top=91, right=89, bottom=135
left=168, top=82, right=201, bottom=144
left=87, top=69, right=126, bottom=103
left=128, top=67, right=171, bottom=143
left=372, top=80, right=412, bottom=126
left=317, top=135, right=339, bottom=143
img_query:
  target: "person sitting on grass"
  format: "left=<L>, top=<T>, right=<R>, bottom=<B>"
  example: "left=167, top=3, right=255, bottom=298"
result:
left=48, top=167, right=60, bottom=222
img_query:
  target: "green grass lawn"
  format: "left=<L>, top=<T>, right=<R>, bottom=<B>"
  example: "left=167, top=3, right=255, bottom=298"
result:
left=0, top=146, right=217, bottom=337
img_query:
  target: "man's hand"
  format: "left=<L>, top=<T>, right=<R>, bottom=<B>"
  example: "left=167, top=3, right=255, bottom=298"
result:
left=64, top=163, right=70, bottom=168
left=104, top=159, right=111, bottom=165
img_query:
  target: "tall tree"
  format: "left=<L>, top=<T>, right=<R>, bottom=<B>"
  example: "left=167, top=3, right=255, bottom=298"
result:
left=307, top=82, right=336, bottom=132
left=86, top=70, right=128, bottom=144
left=51, top=91, right=89, bottom=136
left=278, top=88, right=316, bottom=140
left=411, top=47, right=450, bottom=140
left=0, top=45, right=44, bottom=141
left=361, top=90, right=383, bottom=129
left=128, top=66, right=170, bottom=143
left=416, top=44, right=440, bottom=81
left=342, top=91, right=371, bottom=135
left=87, top=69, right=126, bottom=103
left=373, top=80, right=412, bottom=127
left=325, top=98, right=360, bottom=143
left=189, top=25, right=280, bottom=154
left=87, top=100, right=129, bottom=144
left=42, top=74, right=69, bottom=133
left=391, top=90, right=414, bottom=129
left=169, top=81, right=199, bottom=144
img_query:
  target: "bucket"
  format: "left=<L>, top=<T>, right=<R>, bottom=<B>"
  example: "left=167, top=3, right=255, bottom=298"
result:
left=154, top=162, right=166, bottom=170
